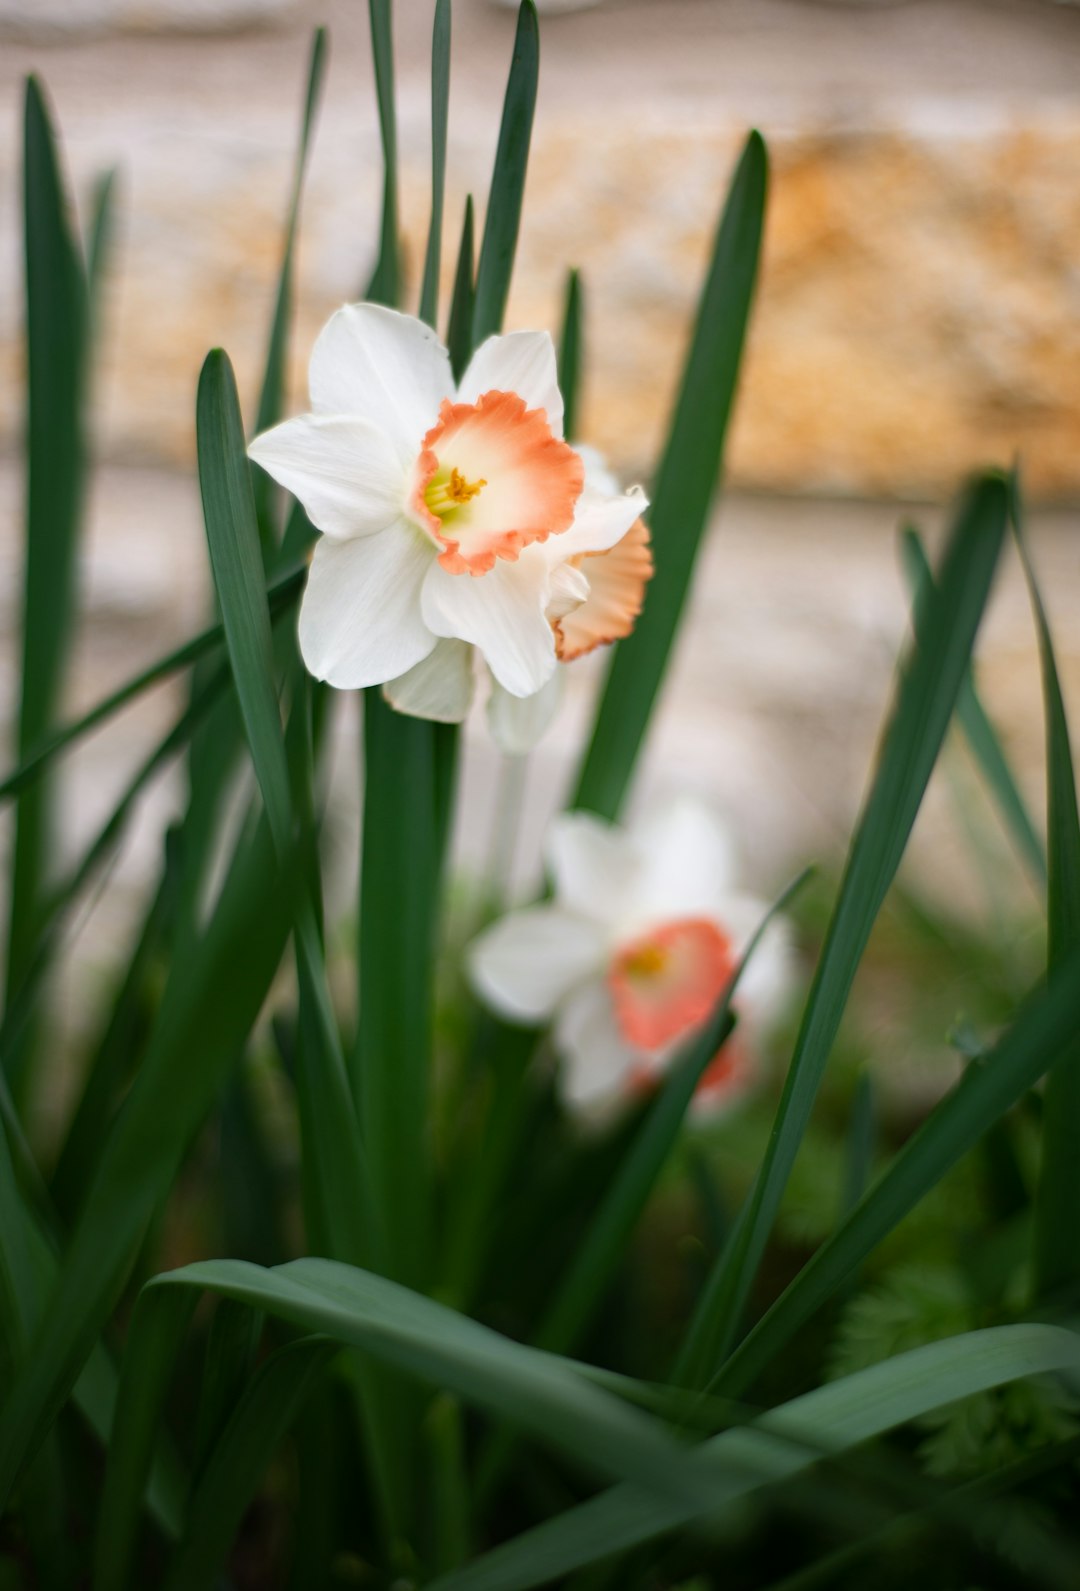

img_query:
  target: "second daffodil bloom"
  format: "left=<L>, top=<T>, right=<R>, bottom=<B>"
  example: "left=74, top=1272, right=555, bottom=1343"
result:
left=248, top=303, right=648, bottom=706
left=469, top=799, right=793, bottom=1117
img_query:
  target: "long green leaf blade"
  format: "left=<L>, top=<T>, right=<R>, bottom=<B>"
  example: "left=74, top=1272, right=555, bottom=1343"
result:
left=198, top=348, right=293, bottom=856
left=6, top=77, right=89, bottom=1099
left=713, top=939, right=1080, bottom=1400
left=557, top=267, right=583, bottom=441
left=356, top=693, right=438, bottom=1289
left=471, top=1, right=539, bottom=344
left=419, top=0, right=451, bottom=328
left=429, top=1323, right=1080, bottom=1591
left=674, top=474, right=1009, bottom=1387
left=571, top=130, right=767, bottom=821
left=162, top=1339, right=335, bottom=1591
left=900, top=525, right=1046, bottom=888
left=137, top=1258, right=698, bottom=1501
left=0, top=812, right=292, bottom=1508
left=0, top=566, right=304, bottom=806
left=1016, top=490, right=1080, bottom=1304
left=446, top=195, right=475, bottom=381
left=365, top=0, right=400, bottom=306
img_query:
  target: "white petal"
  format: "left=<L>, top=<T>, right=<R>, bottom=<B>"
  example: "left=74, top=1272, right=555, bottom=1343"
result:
left=308, top=304, right=453, bottom=460
left=546, top=811, right=642, bottom=928
left=542, top=486, right=648, bottom=564
left=384, top=639, right=475, bottom=723
left=575, top=443, right=620, bottom=496
left=457, top=331, right=563, bottom=436
left=468, top=906, right=606, bottom=1023
left=629, top=797, right=738, bottom=929
left=487, top=669, right=563, bottom=754
left=420, top=556, right=557, bottom=698
left=555, top=980, right=635, bottom=1113
left=298, top=524, right=436, bottom=690
left=248, top=414, right=405, bottom=540
left=545, top=561, right=590, bottom=623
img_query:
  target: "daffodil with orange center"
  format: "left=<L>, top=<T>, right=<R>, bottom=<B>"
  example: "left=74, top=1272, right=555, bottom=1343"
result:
left=469, top=799, right=793, bottom=1117
left=247, top=304, right=647, bottom=706
left=385, top=442, right=654, bottom=752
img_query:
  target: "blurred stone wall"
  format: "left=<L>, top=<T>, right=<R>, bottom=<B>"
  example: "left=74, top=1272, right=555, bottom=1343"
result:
left=0, top=0, right=1078, bottom=499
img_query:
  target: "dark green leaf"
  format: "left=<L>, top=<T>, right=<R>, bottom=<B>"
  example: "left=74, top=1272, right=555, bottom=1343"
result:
left=162, top=1339, right=335, bottom=1591
left=471, top=2, right=539, bottom=344
left=0, top=565, right=303, bottom=806
left=900, top=525, right=1046, bottom=889
left=429, top=1323, right=1080, bottom=1591
left=6, top=77, right=89, bottom=1100
left=419, top=0, right=451, bottom=328
left=713, top=940, right=1080, bottom=1400
left=1015, top=484, right=1080, bottom=1304
left=365, top=0, right=400, bottom=306
left=446, top=195, right=475, bottom=382
left=674, top=475, right=1009, bottom=1388
left=198, top=348, right=293, bottom=856
left=557, top=268, right=583, bottom=441
left=571, top=131, right=767, bottom=821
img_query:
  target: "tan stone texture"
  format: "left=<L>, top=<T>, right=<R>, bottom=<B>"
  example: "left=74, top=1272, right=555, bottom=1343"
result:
left=0, top=0, right=1079, bottom=500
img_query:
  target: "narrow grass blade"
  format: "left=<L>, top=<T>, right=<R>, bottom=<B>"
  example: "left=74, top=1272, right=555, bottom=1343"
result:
left=13, top=1191, right=186, bottom=1542
left=673, top=475, right=1009, bottom=1388
left=428, top=1395, right=471, bottom=1575
left=191, top=1298, right=262, bottom=1477
left=0, top=1112, right=34, bottom=1368
left=49, top=839, right=180, bottom=1220
left=365, top=0, right=400, bottom=306
left=428, top=1323, right=1080, bottom=1591
left=558, top=268, right=583, bottom=441
left=0, top=810, right=292, bottom=1508
left=198, top=349, right=293, bottom=854
left=900, top=525, right=1046, bottom=888
left=419, top=0, right=451, bottom=328
left=92, top=1288, right=198, bottom=1591
left=1015, top=493, right=1080, bottom=1305
left=0, top=663, right=233, bottom=1095
left=0, top=566, right=304, bottom=806
left=162, top=1340, right=335, bottom=1591
left=446, top=195, right=475, bottom=381
left=131, top=1258, right=698, bottom=1503
left=252, top=28, right=328, bottom=543
left=356, top=692, right=438, bottom=1289
left=571, top=131, right=767, bottom=821
left=471, top=1, right=539, bottom=344
left=199, top=350, right=372, bottom=1266
left=6, top=77, right=89, bottom=1095
left=86, top=167, right=116, bottom=339
left=712, top=941, right=1080, bottom=1401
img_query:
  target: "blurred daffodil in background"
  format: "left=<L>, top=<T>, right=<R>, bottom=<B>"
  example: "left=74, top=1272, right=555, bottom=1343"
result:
left=469, top=797, right=793, bottom=1114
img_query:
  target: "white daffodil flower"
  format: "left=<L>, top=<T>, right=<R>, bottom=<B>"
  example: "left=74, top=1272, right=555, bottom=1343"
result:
left=383, top=443, right=654, bottom=754
left=469, top=799, right=793, bottom=1118
left=248, top=303, right=647, bottom=703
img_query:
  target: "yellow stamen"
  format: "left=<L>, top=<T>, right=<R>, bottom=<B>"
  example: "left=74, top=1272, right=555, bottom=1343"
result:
left=622, top=942, right=668, bottom=981
left=425, top=466, right=487, bottom=518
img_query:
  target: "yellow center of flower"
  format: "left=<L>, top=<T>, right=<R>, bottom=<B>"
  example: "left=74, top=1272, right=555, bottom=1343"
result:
left=621, top=942, right=669, bottom=981
left=424, top=466, right=487, bottom=521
